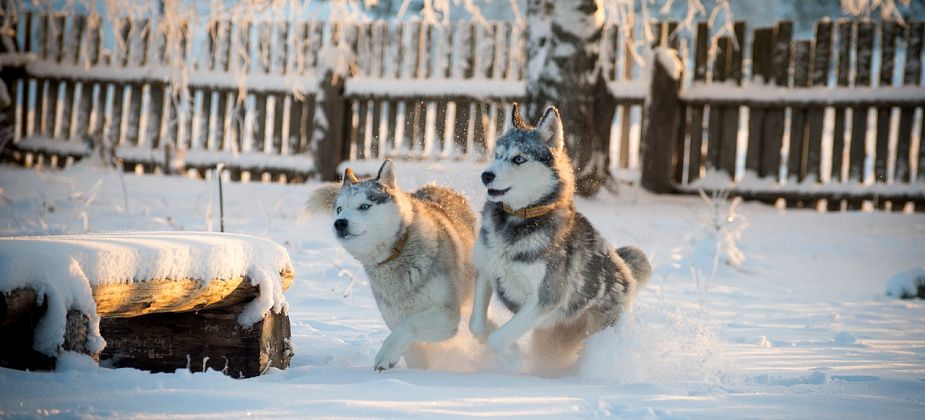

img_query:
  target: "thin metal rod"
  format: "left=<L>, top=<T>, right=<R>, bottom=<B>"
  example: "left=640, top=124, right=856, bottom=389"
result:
left=216, top=163, right=225, bottom=232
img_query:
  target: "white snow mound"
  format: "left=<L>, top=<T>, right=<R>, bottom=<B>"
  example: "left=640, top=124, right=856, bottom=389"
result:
left=885, top=267, right=925, bottom=299
left=0, top=232, right=294, bottom=356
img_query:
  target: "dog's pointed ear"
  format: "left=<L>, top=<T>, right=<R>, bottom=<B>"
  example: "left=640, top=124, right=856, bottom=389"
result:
left=376, top=159, right=397, bottom=189
left=504, top=102, right=528, bottom=132
left=536, top=106, right=564, bottom=150
left=342, top=167, right=359, bottom=187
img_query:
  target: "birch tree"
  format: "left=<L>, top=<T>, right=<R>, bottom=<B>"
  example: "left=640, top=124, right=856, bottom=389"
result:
left=525, top=0, right=615, bottom=196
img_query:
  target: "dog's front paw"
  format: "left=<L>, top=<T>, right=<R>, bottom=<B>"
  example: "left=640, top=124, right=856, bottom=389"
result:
left=374, top=347, right=400, bottom=372
left=487, top=332, right=523, bottom=371
left=374, top=334, right=403, bottom=372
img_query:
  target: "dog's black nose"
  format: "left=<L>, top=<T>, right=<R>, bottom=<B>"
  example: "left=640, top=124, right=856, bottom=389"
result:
left=334, top=219, right=348, bottom=232
left=481, top=171, right=495, bottom=185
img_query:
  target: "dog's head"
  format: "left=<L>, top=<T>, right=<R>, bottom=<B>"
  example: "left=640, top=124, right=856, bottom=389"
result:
left=481, top=104, right=574, bottom=210
left=332, top=160, right=410, bottom=252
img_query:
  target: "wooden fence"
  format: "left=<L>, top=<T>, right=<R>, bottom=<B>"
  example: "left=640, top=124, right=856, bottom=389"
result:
left=0, top=12, right=650, bottom=182
left=1, top=11, right=923, bottom=210
left=643, top=19, right=925, bottom=211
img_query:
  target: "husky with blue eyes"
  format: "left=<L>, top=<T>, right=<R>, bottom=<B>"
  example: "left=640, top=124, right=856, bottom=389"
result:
left=470, top=104, right=651, bottom=375
left=310, top=160, right=476, bottom=371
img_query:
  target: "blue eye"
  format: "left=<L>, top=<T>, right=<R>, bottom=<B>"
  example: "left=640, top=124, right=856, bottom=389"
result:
left=359, top=204, right=371, bottom=211
left=512, top=155, right=526, bottom=165
left=336, top=206, right=342, bottom=214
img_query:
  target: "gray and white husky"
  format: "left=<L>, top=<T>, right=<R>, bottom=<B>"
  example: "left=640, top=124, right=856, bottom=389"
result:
left=310, top=160, right=476, bottom=371
left=470, top=104, right=652, bottom=374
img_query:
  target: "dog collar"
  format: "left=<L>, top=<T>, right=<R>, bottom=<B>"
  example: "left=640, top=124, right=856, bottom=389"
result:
left=378, top=228, right=409, bottom=266
left=502, top=203, right=557, bottom=219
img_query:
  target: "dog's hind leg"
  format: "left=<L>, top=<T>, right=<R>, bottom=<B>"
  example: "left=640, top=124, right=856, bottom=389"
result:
left=374, top=305, right=459, bottom=371
left=403, top=343, right=430, bottom=370
left=528, top=315, right=589, bottom=377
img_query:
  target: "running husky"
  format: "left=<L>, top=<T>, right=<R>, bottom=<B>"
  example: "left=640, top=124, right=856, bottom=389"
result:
left=470, top=104, right=651, bottom=374
left=310, top=160, right=476, bottom=371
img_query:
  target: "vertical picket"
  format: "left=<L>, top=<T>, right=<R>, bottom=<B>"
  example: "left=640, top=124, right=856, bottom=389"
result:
left=805, top=20, right=833, bottom=183
left=874, top=21, right=898, bottom=183
left=896, top=21, right=923, bottom=184
left=688, top=22, right=709, bottom=181
left=848, top=21, right=874, bottom=184
left=830, top=20, right=855, bottom=186
left=787, top=40, right=812, bottom=182
left=760, top=21, right=792, bottom=181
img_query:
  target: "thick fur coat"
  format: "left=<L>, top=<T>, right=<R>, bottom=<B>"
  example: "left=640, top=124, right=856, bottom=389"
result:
left=470, top=104, right=651, bottom=375
left=311, top=161, right=476, bottom=371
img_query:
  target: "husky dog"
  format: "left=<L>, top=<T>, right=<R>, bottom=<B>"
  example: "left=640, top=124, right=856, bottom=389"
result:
left=469, top=104, right=652, bottom=374
left=310, top=160, right=476, bottom=371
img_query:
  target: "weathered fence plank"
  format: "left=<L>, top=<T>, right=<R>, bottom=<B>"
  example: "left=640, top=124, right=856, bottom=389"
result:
left=875, top=21, right=898, bottom=183
left=73, top=15, right=95, bottom=141
left=788, top=40, right=812, bottom=182
left=688, top=22, right=709, bottom=182
left=718, top=22, right=745, bottom=177
left=831, top=20, right=854, bottom=185
left=706, top=36, right=730, bottom=171
left=745, top=27, right=771, bottom=176
left=761, top=20, right=793, bottom=181
left=897, top=21, right=923, bottom=184
left=805, top=20, right=832, bottom=183
left=849, top=21, right=874, bottom=183
left=641, top=49, right=681, bottom=193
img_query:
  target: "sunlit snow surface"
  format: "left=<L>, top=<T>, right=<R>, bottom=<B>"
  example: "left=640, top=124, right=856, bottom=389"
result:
left=0, top=162, right=923, bottom=418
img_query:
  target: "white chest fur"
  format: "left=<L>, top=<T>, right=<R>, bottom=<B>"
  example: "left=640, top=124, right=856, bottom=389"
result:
left=366, top=259, right=451, bottom=330
left=473, top=227, right=546, bottom=309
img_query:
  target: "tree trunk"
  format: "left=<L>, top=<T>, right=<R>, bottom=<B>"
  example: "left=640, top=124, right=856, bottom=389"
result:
left=525, top=0, right=615, bottom=196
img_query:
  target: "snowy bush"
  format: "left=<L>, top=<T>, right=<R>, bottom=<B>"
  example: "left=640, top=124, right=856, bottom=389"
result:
left=885, top=267, right=925, bottom=299
left=669, top=189, right=748, bottom=292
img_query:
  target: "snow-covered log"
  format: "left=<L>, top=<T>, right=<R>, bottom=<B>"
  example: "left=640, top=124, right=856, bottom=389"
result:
left=0, top=232, right=295, bottom=377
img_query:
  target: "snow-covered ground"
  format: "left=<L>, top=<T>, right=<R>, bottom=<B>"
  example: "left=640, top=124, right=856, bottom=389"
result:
left=1, top=161, right=924, bottom=418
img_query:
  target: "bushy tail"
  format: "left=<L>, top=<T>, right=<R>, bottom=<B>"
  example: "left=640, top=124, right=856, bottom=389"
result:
left=411, top=184, right=477, bottom=234
left=617, top=246, right=652, bottom=288
left=305, top=183, right=341, bottom=215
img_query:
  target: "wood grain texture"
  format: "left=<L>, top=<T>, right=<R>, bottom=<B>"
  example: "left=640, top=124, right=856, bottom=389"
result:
left=91, top=269, right=293, bottom=318
left=99, top=300, right=292, bottom=378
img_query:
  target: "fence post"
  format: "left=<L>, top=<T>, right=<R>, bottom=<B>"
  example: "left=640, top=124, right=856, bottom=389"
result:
left=313, top=68, right=348, bottom=181
left=0, top=12, right=24, bottom=153
left=641, top=48, right=682, bottom=194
